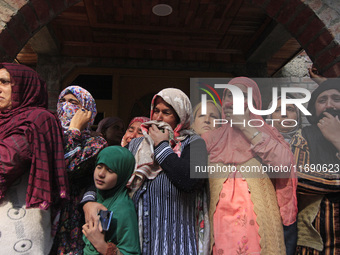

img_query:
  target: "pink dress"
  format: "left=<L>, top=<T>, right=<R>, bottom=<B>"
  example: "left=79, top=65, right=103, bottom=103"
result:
left=213, top=172, right=261, bottom=255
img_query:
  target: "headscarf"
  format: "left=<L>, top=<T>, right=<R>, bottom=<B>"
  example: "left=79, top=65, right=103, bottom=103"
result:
left=56, top=86, right=106, bottom=171
left=150, top=88, right=195, bottom=141
left=83, top=146, right=140, bottom=255
left=202, top=77, right=297, bottom=226
left=302, top=79, right=340, bottom=166
left=203, top=77, right=290, bottom=164
left=128, top=116, right=150, bottom=127
left=266, top=96, right=302, bottom=142
left=126, top=88, right=195, bottom=191
left=96, top=117, right=125, bottom=135
left=0, top=62, right=68, bottom=209
left=57, top=85, right=97, bottom=131
left=192, top=100, right=222, bottom=120
left=306, top=79, right=340, bottom=124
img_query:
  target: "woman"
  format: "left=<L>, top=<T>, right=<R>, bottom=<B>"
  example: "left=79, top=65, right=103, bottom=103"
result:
left=52, top=86, right=107, bottom=254
left=291, top=80, right=340, bottom=255
left=202, top=77, right=297, bottom=255
left=0, top=63, right=68, bottom=254
left=127, top=88, right=208, bottom=254
left=191, top=100, right=221, bottom=254
left=83, top=88, right=208, bottom=254
left=267, top=96, right=302, bottom=143
left=121, top=116, right=150, bottom=147
left=192, top=100, right=221, bottom=135
left=96, top=116, right=125, bottom=146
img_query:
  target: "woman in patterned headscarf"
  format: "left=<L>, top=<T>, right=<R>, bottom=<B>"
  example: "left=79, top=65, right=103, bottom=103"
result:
left=0, top=63, right=68, bottom=254
left=52, top=86, right=107, bottom=254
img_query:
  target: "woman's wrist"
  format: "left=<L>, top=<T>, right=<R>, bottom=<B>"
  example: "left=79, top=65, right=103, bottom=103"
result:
left=105, top=242, right=118, bottom=255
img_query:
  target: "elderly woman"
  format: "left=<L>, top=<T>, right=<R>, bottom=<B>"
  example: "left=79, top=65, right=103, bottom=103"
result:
left=83, top=88, right=208, bottom=254
left=192, top=100, right=222, bottom=135
left=0, top=63, right=68, bottom=254
left=121, top=116, right=150, bottom=147
left=202, top=77, right=297, bottom=255
left=52, top=86, right=107, bottom=254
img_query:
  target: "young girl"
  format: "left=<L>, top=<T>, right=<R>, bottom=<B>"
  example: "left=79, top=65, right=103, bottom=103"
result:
left=82, top=146, right=140, bottom=255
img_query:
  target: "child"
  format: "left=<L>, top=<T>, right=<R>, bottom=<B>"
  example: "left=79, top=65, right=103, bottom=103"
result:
left=82, top=146, right=140, bottom=255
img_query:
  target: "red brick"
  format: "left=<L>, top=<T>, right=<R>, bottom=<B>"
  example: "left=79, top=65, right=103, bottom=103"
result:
left=276, top=0, right=303, bottom=24
left=19, top=4, right=39, bottom=33
left=322, top=63, right=340, bottom=78
left=0, top=29, right=21, bottom=59
left=288, top=6, right=315, bottom=36
left=298, top=18, right=325, bottom=47
left=315, top=48, right=338, bottom=68
left=6, top=15, right=31, bottom=46
left=266, top=0, right=286, bottom=18
left=30, top=0, right=51, bottom=24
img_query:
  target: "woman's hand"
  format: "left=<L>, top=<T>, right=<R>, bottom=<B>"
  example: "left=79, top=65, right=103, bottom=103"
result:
left=149, top=124, right=169, bottom=147
left=69, top=109, right=92, bottom=131
left=83, top=202, right=107, bottom=226
left=318, top=112, right=340, bottom=151
left=82, top=221, right=108, bottom=254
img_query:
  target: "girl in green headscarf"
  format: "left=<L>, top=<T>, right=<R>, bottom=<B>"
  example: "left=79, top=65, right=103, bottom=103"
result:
left=82, top=146, right=140, bottom=255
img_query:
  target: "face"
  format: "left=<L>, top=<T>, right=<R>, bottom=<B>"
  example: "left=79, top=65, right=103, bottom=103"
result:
left=223, top=83, right=247, bottom=119
left=59, top=93, right=81, bottom=107
left=104, top=122, right=125, bottom=146
left=152, top=97, right=178, bottom=130
left=123, top=121, right=143, bottom=144
left=0, top=68, right=14, bottom=111
left=315, top=89, right=340, bottom=117
left=271, top=99, right=298, bottom=133
left=192, top=103, right=220, bottom=135
left=94, top=163, right=118, bottom=190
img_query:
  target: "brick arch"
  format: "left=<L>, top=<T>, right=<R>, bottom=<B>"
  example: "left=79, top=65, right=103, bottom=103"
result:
left=0, top=0, right=339, bottom=77
left=0, top=0, right=81, bottom=61
left=249, top=0, right=340, bottom=77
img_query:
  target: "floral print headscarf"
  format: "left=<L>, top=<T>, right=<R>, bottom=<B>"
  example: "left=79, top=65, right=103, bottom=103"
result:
left=57, top=86, right=97, bottom=131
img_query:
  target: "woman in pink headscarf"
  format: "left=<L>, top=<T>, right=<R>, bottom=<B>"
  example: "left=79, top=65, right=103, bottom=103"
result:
left=202, top=77, right=297, bottom=255
left=121, top=116, right=150, bottom=147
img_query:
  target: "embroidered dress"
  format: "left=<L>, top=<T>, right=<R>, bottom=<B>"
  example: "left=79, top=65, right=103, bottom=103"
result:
left=202, top=77, right=297, bottom=255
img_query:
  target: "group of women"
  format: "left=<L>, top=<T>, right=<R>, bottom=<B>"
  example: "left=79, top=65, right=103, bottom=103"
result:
left=0, top=62, right=338, bottom=255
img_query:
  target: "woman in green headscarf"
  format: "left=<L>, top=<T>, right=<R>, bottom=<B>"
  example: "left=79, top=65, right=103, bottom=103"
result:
left=82, top=146, right=140, bottom=255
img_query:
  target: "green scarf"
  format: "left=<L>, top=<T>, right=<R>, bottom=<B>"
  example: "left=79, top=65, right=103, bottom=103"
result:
left=83, top=146, right=140, bottom=255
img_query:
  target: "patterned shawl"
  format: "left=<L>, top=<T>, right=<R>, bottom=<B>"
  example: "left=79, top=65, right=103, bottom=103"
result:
left=57, top=86, right=107, bottom=171
left=0, top=62, right=68, bottom=209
